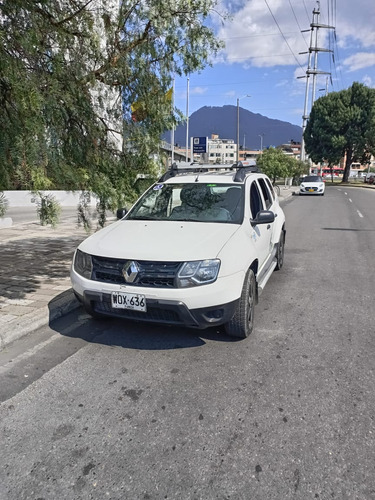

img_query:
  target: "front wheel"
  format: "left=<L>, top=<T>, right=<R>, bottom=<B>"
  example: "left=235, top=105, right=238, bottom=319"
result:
left=275, top=231, right=285, bottom=270
left=224, top=269, right=256, bottom=339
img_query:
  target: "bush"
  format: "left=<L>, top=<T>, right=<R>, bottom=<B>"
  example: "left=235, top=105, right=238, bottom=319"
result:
left=35, top=192, right=61, bottom=227
left=0, top=192, right=9, bottom=217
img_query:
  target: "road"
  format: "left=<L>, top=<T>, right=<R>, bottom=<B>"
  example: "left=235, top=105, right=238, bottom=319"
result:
left=1, top=186, right=374, bottom=500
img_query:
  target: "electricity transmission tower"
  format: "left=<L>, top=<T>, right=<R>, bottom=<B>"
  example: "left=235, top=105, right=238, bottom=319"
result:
left=299, top=2, right=335, bottom=162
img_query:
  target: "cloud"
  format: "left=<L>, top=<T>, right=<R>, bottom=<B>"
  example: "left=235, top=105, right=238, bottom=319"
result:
left=215, top=0, right=375, bottom=70
left=362, top=75, right=375, bottom=88
left=190, top=86, right=209, bottom=95
left=335, top=0, right=375, bottom=49
left=275, top=79, right=289, bottom=88
left=215, top=0, right=315, bottom=68
left=342, top=52, right=375, bottom=72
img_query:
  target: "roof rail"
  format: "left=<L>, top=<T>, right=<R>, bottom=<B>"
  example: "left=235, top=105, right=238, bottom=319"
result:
left=232, top=160, right=260, bottom=182
left=158, top=160, right=260, bottom=183
left=158, top=162, right=209, bottom=182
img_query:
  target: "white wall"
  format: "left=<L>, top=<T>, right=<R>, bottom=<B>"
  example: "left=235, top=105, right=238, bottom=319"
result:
left=3, top=191, right=99, bottom=208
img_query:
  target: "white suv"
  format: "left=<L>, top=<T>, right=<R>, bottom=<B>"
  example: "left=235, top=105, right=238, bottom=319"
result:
left=71, top=162, right=286, bottom=339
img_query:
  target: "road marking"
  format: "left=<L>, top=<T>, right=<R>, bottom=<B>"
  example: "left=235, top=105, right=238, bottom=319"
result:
left=0, top=334, right=61, bottom=374
left=357, top=210, right=364, bottom=218
left=349, top=198, right=352, bottom=203
left=344, top=192, right=348, bottom=195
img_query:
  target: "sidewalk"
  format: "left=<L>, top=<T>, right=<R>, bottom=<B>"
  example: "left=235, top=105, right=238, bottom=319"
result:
left=0, top=186, right=299, bottom=350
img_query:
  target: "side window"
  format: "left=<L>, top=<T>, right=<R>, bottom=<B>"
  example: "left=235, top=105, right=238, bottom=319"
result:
left=258, top=178, right=273, bottom=209
left=250, top=181, right=264, bottom=218
left=265, top=178, right=275, bottom=202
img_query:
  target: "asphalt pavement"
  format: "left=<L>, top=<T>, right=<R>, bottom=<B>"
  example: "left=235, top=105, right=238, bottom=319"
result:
left=0, top=185, right=299, bottom=350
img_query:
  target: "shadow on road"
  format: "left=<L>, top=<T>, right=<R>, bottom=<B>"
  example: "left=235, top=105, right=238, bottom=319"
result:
left=49, top=295, right=240, bottom=351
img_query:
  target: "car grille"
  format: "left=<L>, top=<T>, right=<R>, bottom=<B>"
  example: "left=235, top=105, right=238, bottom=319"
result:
left=91, top=256, right=181, bottom=288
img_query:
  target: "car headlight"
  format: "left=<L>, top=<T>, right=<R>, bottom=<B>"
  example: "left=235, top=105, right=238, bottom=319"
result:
left=176, top=259, right=220, bottom=288
left=74, top=249, right=93, bottom=279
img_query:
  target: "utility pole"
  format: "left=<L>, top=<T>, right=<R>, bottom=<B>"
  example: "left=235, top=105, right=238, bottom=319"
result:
left=236, top=95, right=250, bottom=163
left=185, top=77, right=190, bottom=162
left=259, top=133, right=264, bottom=151
left=299, top=2, right=334, bottom=163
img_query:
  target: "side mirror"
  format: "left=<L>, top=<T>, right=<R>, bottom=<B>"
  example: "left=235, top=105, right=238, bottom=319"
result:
left=116, top=207, right=128, bottom=219
left=250, top=210, right=275, bottom=227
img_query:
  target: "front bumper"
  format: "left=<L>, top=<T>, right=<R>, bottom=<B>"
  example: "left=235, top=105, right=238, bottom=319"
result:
left=74, top=289, right=238, bottom=329
left=299, top=187, right=325, bottom=195
left=71, top=264, right=245, bottom=329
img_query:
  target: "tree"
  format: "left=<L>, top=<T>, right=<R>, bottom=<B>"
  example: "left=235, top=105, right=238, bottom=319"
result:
left=287, top=158, right=308, bottom=184
left=0, top=0, right=223, bottom=221
left=304, top=83, right=375, bottom=182
left=257, top=147, right=295, bottom=183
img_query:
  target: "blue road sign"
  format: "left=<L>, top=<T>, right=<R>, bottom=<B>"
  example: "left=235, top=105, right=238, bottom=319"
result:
left=193, top=137, right=207, bottom=154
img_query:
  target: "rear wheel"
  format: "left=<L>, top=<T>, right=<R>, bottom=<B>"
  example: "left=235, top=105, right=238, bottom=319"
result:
left=275, top=231, right=285, bottom=270
left=225, top=269, right=256, bottom=339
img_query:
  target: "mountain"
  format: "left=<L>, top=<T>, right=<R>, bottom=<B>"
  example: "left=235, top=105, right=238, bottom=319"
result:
left=167, top=105, right=302, bottom=150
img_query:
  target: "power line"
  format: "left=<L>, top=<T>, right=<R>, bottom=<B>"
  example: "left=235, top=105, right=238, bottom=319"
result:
left=216, top=53, right=299, bottom=63
left=288, top=0, right=309, bottom=49
left=221, top=31, right=302, bottom=41
left=302, top=0, right=311, bottom=23
left=264, top=0, right=305, bottom=71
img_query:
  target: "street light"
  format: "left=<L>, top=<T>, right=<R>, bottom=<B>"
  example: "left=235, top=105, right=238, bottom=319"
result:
left=237, top=94, right=251, bottom=162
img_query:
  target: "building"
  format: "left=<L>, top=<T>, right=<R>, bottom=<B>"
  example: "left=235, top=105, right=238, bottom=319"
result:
left=207, top=134, right=237, bottom=164
left=239, top=149, right=263, bottom=163
left=279, top=140, right=301, bottom=160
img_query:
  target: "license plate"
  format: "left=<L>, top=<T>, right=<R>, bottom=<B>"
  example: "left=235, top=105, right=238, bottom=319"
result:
left=111, top=292, right=147, bottom=312
left=309, top=189, right=315, bottom=192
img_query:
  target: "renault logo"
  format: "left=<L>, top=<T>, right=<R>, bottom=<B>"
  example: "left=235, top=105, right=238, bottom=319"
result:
left=122, top=261, right=140, bottom=283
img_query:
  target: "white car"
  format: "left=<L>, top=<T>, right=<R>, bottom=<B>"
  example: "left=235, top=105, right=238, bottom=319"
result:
left=364, top=172, right=375, bottom=184
left=71, top=162, right=286, bottom=339
left=299, top=175, right=325, bottom=196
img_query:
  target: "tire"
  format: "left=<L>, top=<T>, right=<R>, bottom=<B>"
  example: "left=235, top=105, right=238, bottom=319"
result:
left=275, top=231, right=285, bottom=271
left=224, top=268, right=256, bottom=339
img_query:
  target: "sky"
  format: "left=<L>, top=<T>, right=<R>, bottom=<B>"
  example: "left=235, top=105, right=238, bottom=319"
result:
left=173, top=0, right=375, bottom=147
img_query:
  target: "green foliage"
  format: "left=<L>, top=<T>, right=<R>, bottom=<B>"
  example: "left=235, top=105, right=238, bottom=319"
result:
left=304, top=83, right=375, bottom=182
left=287, top=158, right=309, bottom=182
left=257, top=148, right=293, bottom=183
left=0, top=192, right=9, bottom=217
left=0, top=0, right=224, bottom=211
left=77, top=191, right=93, bottom=233
left=34, top=192, right=61, bottom=227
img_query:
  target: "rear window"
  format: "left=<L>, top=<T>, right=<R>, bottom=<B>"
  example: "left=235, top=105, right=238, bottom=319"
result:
left=303, top=176, right=323, bottom=182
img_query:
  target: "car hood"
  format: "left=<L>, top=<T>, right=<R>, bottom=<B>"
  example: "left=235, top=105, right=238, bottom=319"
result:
left=301, top=181, right=324, bottom=187
left=78, top=219, right=240, bottom=261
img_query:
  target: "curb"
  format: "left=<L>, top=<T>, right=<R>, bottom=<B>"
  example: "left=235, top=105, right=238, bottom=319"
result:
left=0, top=217, right=12, bottom=229
left=0, top=289, right=80, bottom=351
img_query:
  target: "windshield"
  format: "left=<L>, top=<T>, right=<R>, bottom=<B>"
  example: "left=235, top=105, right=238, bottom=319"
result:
left=303, top=176, right=323, bottom=182
left=126, top=183, right=244, bottom=223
